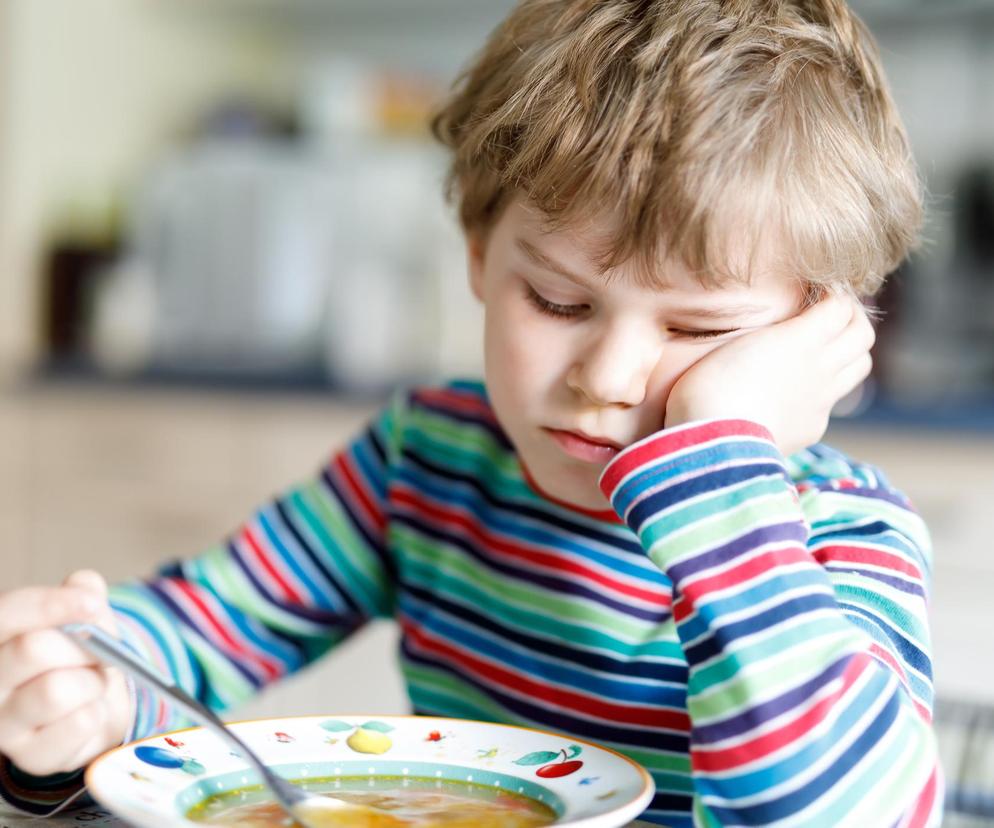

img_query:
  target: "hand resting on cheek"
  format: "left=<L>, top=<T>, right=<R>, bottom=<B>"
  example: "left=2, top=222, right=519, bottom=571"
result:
left=663, top=293, right=875, bottom=457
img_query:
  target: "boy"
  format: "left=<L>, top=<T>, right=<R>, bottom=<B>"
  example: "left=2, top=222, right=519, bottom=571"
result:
left=0, top=0, right=940, bottom=825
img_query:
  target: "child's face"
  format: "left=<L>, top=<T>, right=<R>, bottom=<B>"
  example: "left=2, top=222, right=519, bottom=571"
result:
left=467, top=197, right=804, bottom=511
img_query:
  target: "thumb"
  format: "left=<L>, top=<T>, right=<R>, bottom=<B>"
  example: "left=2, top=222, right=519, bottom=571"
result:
left=62, top=569, right=118, bottom=636
left=62, top=569, right=109, bottom=601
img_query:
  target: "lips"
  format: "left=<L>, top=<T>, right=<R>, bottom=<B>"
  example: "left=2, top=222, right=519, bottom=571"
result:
left=544, top=428, right=623, bottom=464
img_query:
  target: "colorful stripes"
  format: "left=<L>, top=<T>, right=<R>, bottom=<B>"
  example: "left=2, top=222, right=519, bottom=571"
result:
left=0, top=382, right=939, bottom=826
left=602, top=417, right=939, bottom=825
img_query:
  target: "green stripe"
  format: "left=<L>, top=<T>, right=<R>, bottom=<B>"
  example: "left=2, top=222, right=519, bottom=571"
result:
left=833, top=580, right=929, bottom=644
left=397, top=525, right=681, bottom=655
left=638, top=475, right=785, bottom=539
left=403, top=661, right=516, bottom=722
left=190, top=549, right=305, bottom=635
left=806, top=711, right=929, bottom=825
left=290, top=484, right=386, bottom=615
left=643, top=489, right=796, bottom=566
left=181, top=629, right=254, bottom=711
left=689, top=626, right=861, bottom=720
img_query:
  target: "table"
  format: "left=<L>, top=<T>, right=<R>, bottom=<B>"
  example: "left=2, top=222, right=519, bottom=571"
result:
left=0, top=806, right=657, bottom=826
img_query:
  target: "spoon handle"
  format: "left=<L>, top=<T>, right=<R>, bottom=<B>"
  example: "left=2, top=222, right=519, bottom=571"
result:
left=60, top=623, right=308, bottom=811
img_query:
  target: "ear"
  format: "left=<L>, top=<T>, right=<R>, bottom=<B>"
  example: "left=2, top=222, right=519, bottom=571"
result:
left=466, top=230, right=487, bottom=302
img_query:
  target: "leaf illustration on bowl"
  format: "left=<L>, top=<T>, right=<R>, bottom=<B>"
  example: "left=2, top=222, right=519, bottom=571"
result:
left=513, top=744, right=584, bottom=778
left=319, top=719, right=395, bottom=754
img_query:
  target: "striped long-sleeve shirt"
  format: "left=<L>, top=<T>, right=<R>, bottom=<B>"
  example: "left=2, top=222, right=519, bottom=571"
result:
left=0, top=379, right=941, bottom=826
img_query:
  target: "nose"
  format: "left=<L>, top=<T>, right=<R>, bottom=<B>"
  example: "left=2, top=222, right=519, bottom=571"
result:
left=566, top=322, right=661, bottom=408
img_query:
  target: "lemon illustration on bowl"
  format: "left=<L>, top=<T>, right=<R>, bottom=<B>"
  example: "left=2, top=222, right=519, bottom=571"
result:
left=320, top=719, right=395, bottom=755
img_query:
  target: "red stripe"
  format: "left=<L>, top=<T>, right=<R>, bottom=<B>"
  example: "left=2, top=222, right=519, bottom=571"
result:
left=393, top=485, right=669, bottom=606
left=414, top=388, right=500, bottom=426
left=401, top=617, right=690, bottom=730
left=333, top=452, right=387, bottom=534
left=868, top=641, right=908, bottom=685
left=240, top=526, right=303, bottom=605
left=904, top=768, right=939, bottom=828
left=171, top=580, right=281, bottom=680
left=692, top=652, right=871, bottom=773
left=600, top=420, right=775, bottom=495
left=676, top=545, right=812, bottom=612
left=811, top=544, right=923, bottom=581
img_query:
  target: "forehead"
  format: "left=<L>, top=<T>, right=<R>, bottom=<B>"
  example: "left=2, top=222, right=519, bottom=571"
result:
left=501, top=198, right=798, bottom=301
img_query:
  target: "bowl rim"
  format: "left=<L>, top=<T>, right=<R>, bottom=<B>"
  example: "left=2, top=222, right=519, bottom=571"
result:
left=84, top=713, right=656, bottom=826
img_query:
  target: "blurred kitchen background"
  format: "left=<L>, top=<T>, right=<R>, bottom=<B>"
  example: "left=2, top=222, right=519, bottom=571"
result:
left=1, top=0, right=994, bottom=822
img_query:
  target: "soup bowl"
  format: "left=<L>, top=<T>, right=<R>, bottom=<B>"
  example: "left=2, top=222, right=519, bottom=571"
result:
left=85, top=714, right=655, bottom=827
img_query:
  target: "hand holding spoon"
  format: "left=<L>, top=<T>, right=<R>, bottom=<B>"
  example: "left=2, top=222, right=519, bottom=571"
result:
left=61, top=623, right=406, bottom=828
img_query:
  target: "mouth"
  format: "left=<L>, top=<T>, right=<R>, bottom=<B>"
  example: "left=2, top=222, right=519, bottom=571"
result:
left=543, top=428, right=623, bottom=464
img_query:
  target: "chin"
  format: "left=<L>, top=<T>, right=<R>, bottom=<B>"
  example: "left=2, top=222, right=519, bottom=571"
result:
left=537, top=472, right=611, bottom=512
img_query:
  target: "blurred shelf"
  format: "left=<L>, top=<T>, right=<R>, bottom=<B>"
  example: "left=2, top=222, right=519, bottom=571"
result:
left=172, top=0, right=994, bottom=32
left=837, top=394, right=994, bottom=433
left=173, top=0, right=518, bottom=31
left=851, top=0, right=994, bottom=28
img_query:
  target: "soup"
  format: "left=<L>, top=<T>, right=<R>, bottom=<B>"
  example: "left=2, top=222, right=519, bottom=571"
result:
left=186, top=775, right=558, bottom=828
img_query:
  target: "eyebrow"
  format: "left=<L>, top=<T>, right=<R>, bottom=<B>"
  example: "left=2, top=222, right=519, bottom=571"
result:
left=514, top=237, right=771, bottom=319
left=516, top=238, right=595, bottom=287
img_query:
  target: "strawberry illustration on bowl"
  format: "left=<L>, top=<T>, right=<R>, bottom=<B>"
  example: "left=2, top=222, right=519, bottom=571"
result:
left=513, top=744, right=584, bottom=778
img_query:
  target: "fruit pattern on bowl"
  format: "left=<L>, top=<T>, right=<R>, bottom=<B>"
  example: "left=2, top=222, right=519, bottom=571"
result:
left=85, top=715, right=656, bottom=828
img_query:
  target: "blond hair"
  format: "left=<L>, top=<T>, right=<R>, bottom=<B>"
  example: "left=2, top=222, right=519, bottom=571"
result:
left=431, top=0, right=923, bottom=297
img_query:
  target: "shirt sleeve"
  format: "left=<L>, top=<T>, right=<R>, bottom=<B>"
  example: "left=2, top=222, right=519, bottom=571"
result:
left=599, top=418, right=942, bottom=828
left=0, top=390, right=408, bottom=818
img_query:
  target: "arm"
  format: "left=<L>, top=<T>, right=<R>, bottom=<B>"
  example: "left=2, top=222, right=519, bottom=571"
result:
left=0, top=391, right=407, bottom=816
left=600, top=418, right=940, bottom=827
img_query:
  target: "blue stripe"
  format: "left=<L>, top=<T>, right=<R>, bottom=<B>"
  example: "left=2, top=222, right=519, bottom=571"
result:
left=695, top=665, right=892, bottom=800
left=403, top=578, right=688, bottom=683
left=683, top=592, right=838, bottom=665
left=612, top=445, right=783, bottom=518
left=401, top=588, right=688, bottom=709
left=395, top=512, right=664, bottom=622
left=401, top=449, right=645, bottom=557
left=396, top=462, right=663, bottom=582
left=678, top=569, right=830, bottom=643
left=256, top=507, right=327, bottom=607
left=400, top=638, right=692, bottom=753
left=705, top=672, right=902, bottom=823
left=693, top=654, right=851, bottom=744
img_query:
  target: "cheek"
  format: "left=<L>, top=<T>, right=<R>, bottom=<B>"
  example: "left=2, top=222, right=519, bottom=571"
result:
left=485, top=298, right=566, bottom=382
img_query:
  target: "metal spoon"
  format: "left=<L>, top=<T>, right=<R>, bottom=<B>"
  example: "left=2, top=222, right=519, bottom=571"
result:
left=61, top=623, right=405, bottom=828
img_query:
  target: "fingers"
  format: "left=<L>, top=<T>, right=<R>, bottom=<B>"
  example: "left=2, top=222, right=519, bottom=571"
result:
left=0, top=584, right=103, bottom=645
left=0, top=570, right=126, bottom=776
left=62, top=569, right=109, bottom=600
left=0, top=665, right=107, bottom=745
left=62, top=569, right=119, bottom=637
left=0, top=628, right=97, bottom=694
left=3, top=696, right=115, bottom=777
left=833, top=351, right=874, bottom=401
left=786, top=291, right=856, bottom=340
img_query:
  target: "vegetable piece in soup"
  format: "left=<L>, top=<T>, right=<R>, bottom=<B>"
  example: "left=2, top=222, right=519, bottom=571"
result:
left=187, top=776, right=558, bottom=827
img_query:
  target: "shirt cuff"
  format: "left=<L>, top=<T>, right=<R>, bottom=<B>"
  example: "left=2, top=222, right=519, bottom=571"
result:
left=599, top=418, right=783, bottom=526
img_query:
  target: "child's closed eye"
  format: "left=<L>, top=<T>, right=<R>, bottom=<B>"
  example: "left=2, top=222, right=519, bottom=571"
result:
left=525, top=284, right=589, bottom=319
left=525, top=283, right=739, bottom=339
left=668, top=327, right=740, bottom=341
